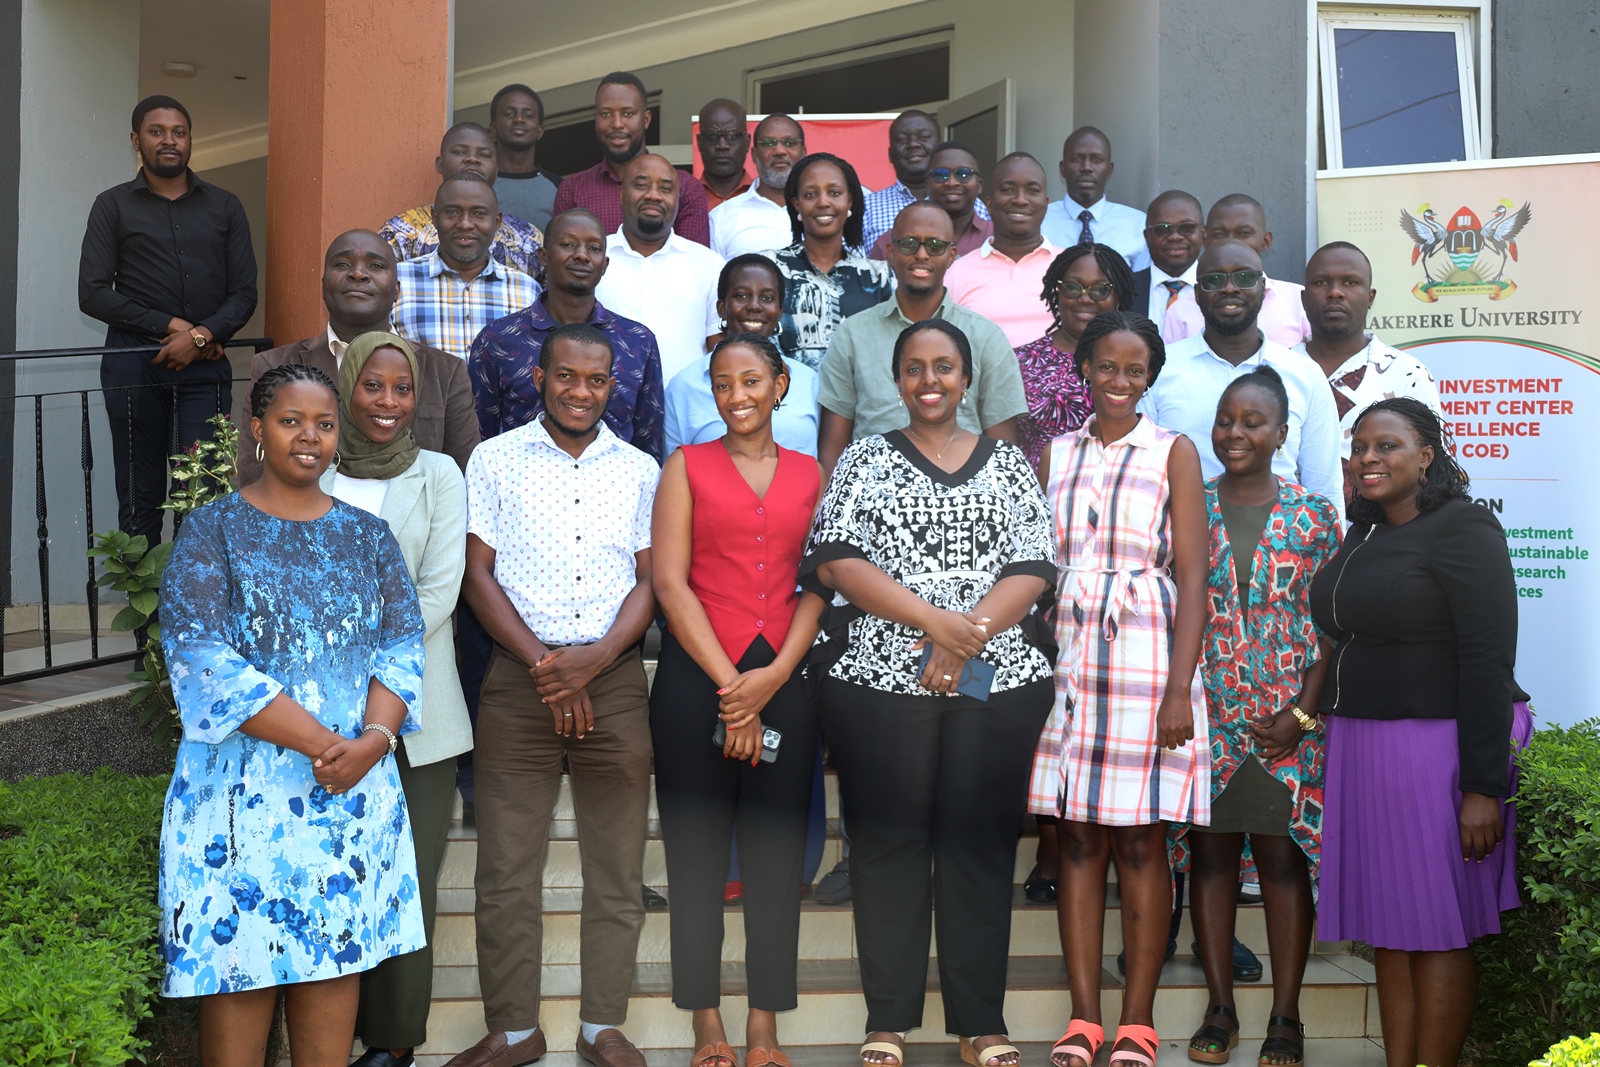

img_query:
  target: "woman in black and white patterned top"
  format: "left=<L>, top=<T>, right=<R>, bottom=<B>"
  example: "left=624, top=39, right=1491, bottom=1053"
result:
left=800, top=319, right=1056, bottom=1067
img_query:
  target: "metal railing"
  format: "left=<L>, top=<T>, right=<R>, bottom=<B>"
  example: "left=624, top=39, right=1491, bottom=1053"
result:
left=0, top=339, right=273, bottom=685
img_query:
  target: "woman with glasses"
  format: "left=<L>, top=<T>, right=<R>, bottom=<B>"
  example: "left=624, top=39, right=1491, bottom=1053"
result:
left=766, top=152, right=892, bottom=370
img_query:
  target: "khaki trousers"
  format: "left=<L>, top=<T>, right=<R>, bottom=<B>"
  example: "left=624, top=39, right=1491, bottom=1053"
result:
left=473, top=644, right=652, bottom=1029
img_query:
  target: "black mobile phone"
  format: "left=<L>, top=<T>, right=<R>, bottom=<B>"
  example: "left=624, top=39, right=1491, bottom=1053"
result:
left=712, top=720, right=782, bottom=763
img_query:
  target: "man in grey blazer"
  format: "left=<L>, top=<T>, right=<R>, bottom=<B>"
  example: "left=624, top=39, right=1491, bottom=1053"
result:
left=238, top=229, right=480, bottom=484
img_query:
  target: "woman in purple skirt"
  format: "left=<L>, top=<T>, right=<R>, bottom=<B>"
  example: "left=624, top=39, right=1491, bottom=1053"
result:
left=1308, top=398, right=1522, bottom=1067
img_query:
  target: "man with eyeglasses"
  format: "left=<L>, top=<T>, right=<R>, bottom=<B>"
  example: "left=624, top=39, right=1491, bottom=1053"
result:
left=1039, top=126, right=1149, bottom=269
left=1165, top=193, right=1311, bottom=348
left=943, top=152, right=1061, bottom=346
left=1131, top=191, right=1206, bottom=342
left=861, top=110, right=990, bottom=253
left=868, top=141, right=991, bottom=261
left=817, top=201, right=1025, bottom=476
left=1142, top=239, right=1342, bottom=519
left=696, top=98, right=752, bottom=210
left=710, top=114, right=806, bottom=259
left=551, top=71, right=712, bottom=247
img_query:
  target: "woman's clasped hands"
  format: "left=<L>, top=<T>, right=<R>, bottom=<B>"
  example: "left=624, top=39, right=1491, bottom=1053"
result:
left=912, top=609, right=991, bottom=696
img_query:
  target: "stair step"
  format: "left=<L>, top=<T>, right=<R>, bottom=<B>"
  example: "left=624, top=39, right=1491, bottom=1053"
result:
left=413, top=955, right=1377, bottom=1055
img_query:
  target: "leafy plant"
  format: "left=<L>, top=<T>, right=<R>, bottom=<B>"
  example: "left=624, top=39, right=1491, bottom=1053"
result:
left=87, top=415, right=239, bottom=747
left=0, top=771, right=169, bottom=1066
left=1468, top=720, right=1600, bottom=1066
left=1530, top=1034, right=1600, bottom=1067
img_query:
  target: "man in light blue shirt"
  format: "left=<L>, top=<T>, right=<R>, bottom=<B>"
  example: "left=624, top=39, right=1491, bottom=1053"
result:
left=1141, top=239, right=1343, bottom=518
left=1040, top=126, right=1149, bottom=270
left=663, top=355, right=820, bottom=456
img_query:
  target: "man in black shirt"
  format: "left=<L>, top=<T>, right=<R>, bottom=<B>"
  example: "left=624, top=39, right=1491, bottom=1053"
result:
left=78, top=94, right=258, bottom=543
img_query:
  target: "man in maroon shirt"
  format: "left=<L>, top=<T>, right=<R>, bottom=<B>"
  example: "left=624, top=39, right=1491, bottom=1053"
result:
left=551, top=71, right=711, bottom=246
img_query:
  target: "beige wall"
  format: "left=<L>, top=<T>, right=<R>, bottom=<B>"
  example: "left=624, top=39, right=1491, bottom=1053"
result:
left=1074, top=1, right=1160, bottom=213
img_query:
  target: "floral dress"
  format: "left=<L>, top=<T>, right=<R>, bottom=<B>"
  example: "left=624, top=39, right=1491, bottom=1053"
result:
left=1013, top=334, right=1094, bottom=468
left=1170, top=478, right=1342, bottom=880
left=158, top=494, right=427, bottom=995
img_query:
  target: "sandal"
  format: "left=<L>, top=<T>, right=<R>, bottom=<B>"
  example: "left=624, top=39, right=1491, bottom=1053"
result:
left=1050, top=1020, right=1104, bottom=1067
left=693, top=1042, right=737, bottom=1067
left=1256, top=1017, right=1305, bottom=1067
left=861, top=1035, right=905, bottom=1067
left=1188, top=1005, right=1240, bottom=1063
left=746, top=1050, right=793, bottom=1067
left=961, top=1037, right=1021, bottom=1067
left=1110, top=1024, right=1161, bottom=1067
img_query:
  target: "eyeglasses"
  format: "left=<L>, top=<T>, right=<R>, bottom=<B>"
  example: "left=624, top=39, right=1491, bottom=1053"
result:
left=1059, top=280, right=1116, bottom=301
left=755, top=137, right=804, bottom=149
left=1144, top=221, right=1201, bottom=239
left=701, top=131, right=746, bottom=145
left=890, top=236, right=953, bottom=256
left=1197, top=269, right=1265, bottom=292
left=929, top=166, right=979, bottom=184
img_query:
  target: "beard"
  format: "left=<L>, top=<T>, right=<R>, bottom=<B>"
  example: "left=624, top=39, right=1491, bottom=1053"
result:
left=636, top=214, right=668, bottom=237
left=602, top=136, right=644, bottom=166
left=1204, top=311, right=1257, bottom=336
left=141, top=148, right=187, bottom=179
left=756, top=161, right=791, bottom=190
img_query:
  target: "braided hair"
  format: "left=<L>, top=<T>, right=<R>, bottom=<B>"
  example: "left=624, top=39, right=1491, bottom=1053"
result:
left=1347, top=398, right=1471, bottom=525
left=1072, top=311, right=1166, bottom=387
left=709, top=332, right=790, bottom=407
left=1040, top=243, right=1136, bottom=336
left=250, top=363, right=338, bottom=420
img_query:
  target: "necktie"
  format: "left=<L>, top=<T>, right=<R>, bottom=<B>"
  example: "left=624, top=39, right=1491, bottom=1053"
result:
left=1162, top=279, right=1186, bottom=309
left=1077, top=209, right=1095, bottom=246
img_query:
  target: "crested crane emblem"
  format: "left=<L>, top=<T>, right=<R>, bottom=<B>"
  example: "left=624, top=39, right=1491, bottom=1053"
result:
left=1402, top=199, right=1532, bottom=303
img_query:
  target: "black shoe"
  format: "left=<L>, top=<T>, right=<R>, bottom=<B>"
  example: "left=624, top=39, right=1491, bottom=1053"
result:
left=1023, top=863, right=1058, bottom=904
left=643, top=886, right=669, bottom=910
left=814, top=859, right=851, bottom=905
left=1116, top=937, right=1177, bottom=976
left=1187, top=938, right=1264, bottom=982
left=461, top=800, right=475, bottom=829
left=352, top=1050, right=414, bottom=1067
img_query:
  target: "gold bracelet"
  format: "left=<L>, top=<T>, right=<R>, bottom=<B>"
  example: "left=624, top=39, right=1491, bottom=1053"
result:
left=1289, top=705, right=1317, bottom=732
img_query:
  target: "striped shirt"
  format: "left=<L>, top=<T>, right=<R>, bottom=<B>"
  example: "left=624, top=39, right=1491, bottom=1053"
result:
left=392, top=252, right=540, bottom=362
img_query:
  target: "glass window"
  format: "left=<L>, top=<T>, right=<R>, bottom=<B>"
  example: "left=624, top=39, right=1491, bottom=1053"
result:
left=1318, top=10, right=1483, bottom=170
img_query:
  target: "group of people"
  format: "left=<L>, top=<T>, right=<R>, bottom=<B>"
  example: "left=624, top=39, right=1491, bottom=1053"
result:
left=82, top=77, right=1525, bottom=1067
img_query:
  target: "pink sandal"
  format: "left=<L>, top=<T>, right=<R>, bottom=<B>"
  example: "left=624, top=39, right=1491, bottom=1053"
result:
left=1051, top=1020, right=1104, bottom=1067
left=1109, top=1024, right=1161, bottom=1067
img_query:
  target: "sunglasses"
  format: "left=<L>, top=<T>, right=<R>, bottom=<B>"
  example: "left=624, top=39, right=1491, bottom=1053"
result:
left=890, top=236, right=953, bottom=256
left=1197, top=269, right=1265, bottom=292
left=1060, top=280, right=1116, bottom=301
left=929, top=166, right=979, bottom=184
left=755, top=137, right=804, bottom=149
left=701, top=131, right=746, bottom=145
left=1144, top=221, right=1201, bottom=238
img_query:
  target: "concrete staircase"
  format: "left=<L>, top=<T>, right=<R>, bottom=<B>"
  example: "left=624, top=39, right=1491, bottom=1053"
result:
left=412, top=770, right=1382, bottom=1066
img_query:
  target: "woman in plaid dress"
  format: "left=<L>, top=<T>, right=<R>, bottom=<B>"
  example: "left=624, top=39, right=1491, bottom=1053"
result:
left=1029, top=311, right=1209, bottom=1067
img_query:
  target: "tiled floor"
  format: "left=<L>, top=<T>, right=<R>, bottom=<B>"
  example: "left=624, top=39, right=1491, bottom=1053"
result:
left=0, top=654, right=137, bottom=712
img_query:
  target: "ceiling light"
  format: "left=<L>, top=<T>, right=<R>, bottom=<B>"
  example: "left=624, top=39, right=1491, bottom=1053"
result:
left=161, top=61, right=197, bottom=78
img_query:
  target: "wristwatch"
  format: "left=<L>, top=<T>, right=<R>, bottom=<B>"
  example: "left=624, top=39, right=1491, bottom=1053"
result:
left=190, top=329, right=208, bottom=349
left=1289, top=705, right=1317, bottom=732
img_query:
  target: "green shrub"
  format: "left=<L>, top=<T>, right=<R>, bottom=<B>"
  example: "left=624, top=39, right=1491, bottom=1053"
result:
left=1470, top=720, right=1600, bottom=1066
left=1530, top=1033, right=1600, bottom=1067
left=0, top=770, right=169, bottom=1066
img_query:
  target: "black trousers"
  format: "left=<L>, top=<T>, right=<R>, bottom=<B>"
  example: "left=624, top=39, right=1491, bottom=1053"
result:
left=99, top=330, right=232, bottom=544
left=650, top=633, right=818, bottom=1011
left=820, top=676, right=1053, bottom=1036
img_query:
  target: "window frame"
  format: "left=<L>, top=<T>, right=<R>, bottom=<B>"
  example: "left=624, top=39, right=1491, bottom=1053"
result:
left=1315, top=2, right=1491, bottom=173
left=742, top=29, right=954, bottom=114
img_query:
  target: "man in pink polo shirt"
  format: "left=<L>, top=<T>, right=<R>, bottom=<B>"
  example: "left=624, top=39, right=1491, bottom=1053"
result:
left=1165, top=193, right=1311, bottom=348
left=943, top=152, right=1061, bottom=346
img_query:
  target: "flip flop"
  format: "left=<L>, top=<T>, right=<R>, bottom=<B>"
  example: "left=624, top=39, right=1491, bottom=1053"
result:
left=1050, top=1020, right=1104, bottom=1067
left=1111, top=1025, right=1161, bottom=1067
left=692, top=1042, right=737, bottom=1067
left=960, top=1037, right=1021, bottom=1067
left=745, top=1049, right=793, bottom=1067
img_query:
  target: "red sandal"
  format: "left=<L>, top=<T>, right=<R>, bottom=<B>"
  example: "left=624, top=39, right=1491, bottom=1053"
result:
left=1110, top=1024, right=1161, bottom=1067
left=1051, top=1020, right=1104, bottom=1067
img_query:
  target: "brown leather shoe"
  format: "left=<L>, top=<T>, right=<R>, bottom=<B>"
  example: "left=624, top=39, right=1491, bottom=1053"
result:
left=443, top=1030, right=547, bottom=1067
left=576, top=1028, right=647, bottom=1067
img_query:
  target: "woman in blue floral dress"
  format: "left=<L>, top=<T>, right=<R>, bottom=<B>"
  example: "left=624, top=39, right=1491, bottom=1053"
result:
left=159, top=363, right=427, bottom=1066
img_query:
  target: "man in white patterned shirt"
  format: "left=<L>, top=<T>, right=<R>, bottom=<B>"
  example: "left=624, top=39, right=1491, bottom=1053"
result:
left=456, top=322, right=659, bottom=1067
left=1296, top=240, right=1442, bottom=507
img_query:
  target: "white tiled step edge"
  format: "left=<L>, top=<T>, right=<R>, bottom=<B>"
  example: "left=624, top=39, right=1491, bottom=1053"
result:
left=413, top=1039, right=1389, bottom=1067
left=414, top=954, right=1378, bottom=1056
left=430, top=887, right=1279, bottom=964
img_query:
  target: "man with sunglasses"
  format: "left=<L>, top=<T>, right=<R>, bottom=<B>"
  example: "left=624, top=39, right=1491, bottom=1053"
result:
left=1165, top=193, right=1311, bottom=347
left=1142, top=239, right=1343, bottom=519
left=696, top=98, right=752, bottom=210
left=710, top=114, right=806, bottom=258
left=862, top=110, right=990, bottom=253
left=817, top=201, right=1025, bottom=476
left=1132, top=191, right=1206, bottom=342
left=942, top=152, right=1061, bottom=346
left=869, top=141, right=991, bottom=260
left=1039, top=126, right=1149, bottom=270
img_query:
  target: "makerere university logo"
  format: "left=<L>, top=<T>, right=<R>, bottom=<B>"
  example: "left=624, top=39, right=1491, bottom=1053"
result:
left=1400, top=199, right=1532, bottom=303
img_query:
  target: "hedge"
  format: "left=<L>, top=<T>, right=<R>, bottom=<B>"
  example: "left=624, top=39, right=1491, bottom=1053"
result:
left=0, top=770, right=168, bottom=1066
left=1471, top=719, right=1600, bottom=1067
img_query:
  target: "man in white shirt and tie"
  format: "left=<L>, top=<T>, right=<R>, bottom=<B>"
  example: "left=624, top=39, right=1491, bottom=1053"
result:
left=1142, top=239, right=1343, bottom=519
left=1039, top=126, right=1148, bottom=269
left=1128, top=190, right=1205, bottom=342
left=709, top=114, right=805, bottom=259
left=595, top=154, right=723, bottom=386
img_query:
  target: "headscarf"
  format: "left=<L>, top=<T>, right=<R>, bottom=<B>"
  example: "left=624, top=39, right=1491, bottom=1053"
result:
left=336, top=331, right=422, bottom=479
